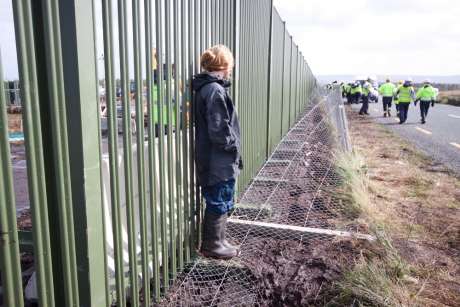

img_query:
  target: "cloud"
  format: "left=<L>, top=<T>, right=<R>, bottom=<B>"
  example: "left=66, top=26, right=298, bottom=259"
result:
left=274, top=0, right=460, bottom=76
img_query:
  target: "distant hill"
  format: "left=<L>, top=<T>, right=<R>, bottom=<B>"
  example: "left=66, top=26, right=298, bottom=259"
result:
left=318, top=75, right=460, bottom=84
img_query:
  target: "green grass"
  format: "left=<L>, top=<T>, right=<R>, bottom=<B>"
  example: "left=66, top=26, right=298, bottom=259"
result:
left=326, top=151, right=418, bottom=307
left=333, top=150, right=370, bottom=219
left=326, top=228, right=415, bottom=307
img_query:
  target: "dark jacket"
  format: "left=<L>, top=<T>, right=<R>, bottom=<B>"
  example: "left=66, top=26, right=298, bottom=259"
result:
left=192, top=73, right=242, bottom=187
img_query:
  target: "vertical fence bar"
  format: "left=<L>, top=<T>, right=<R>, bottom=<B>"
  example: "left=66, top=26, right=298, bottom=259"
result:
left=145, top=0, right=161, bottom=300
left=39, top=0, right=81, bottom=304
left=58, top=0, right=108, bottom=304
left=91, top=0, right=111, bottom=302
left=201, top=0, right=205, bottom=52
left=12, top=1, right=55, bottom=305
left=117, top=0, right=139, bottom=303
left=265, top=0, right=273, bottom=158
left=102, top=0, right=126, bottom=306
left=232, top=0, right=240, bottom=113
left=188, top=0, right=197, bottom=254
left=0, top=50, right=24, bottom=307
left=164, top=0, right=177, bottom=281
left=180, top=0, right=191, bottom=263
left=155, top=0, right=169, bottom=291
left=101, top=0, right=125, bottom=304
left=173, top=0, right=184, bottom=270
left=132, top=0, right=150, bottom=305
left=249, top=0, right=254, bottom=184
left=193, top=0, right=201, bottom=253
left=279, top=21, right=286, bottom=138
left=205, top=0, right=210, bottom=47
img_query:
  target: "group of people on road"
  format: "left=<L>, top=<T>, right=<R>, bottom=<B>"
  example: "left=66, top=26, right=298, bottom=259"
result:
left=341, top=78, right=379, bottom=116
left=340, top=77, right=438, bottom=124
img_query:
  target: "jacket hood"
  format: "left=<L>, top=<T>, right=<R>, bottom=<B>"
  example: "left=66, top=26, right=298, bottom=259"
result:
left=192, top=73, right=231, bottom=91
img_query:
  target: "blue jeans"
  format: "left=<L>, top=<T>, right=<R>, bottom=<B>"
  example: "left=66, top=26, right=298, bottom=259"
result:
left=202, top=179, right=236, bottom=215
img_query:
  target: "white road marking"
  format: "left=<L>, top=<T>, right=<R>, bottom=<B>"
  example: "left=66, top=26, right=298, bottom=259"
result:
left=394, top=118, right=400, bottom=122
left=448, top=114, right=460, bottom=119
left=450, top=142, right=460, bottom=149
left=415, top=127, right=432, bottom=135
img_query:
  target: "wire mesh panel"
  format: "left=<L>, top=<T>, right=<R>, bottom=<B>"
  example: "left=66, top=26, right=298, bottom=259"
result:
left=161, top=87, right=355, bottom=306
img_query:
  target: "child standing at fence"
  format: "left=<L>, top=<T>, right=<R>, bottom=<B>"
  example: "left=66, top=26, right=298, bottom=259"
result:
left=192, top=45, right=242, bottom=259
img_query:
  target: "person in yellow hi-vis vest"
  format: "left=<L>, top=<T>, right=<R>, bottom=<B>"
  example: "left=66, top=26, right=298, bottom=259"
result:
left=396, top=78, right=415, bottom=124
left=378, top=78, right=396, bottom=117
left=415, top=79, right=436, bottom=124
left=349, top=81, right=362, bottom=104
left=359, top=81, right=372, bottom=115
left=393, top=80, right=404, bottom=117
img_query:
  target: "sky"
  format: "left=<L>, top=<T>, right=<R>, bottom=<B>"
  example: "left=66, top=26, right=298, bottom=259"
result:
left=273, top=0, right=460, bottom=76
left=1, top=0, right=460, bottom=79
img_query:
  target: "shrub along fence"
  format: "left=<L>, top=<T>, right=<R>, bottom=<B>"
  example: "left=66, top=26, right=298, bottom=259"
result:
left=0, top=0, right=317, bottom=306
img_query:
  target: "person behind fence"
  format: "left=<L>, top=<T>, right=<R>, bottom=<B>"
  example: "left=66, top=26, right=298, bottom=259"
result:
left=396, top=78, right=415, bottom=124
left=359, top=81, right=371, bottom=115
left=349, top=81, right=362, bottom=104
left=192, top=45, right=242, bottom=260
left=415, top=79, right=436, bottom=124
left=393, top=80, right=404, bottom=117
left=344, top=82, right=352, bottom=104
left=340, top=81, right=346, bottom=98
left=379, top=78, right=396, bottom=117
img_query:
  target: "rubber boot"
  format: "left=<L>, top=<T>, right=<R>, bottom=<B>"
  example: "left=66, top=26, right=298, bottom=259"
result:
left=200, top=211, right=238, bottom=260
left=220, top=213, right=239, bottom=254
left=388, top=110, right=391, bottom=117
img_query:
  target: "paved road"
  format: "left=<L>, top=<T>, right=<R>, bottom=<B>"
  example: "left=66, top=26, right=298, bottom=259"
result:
left=351, top=101, right=460, bottom=175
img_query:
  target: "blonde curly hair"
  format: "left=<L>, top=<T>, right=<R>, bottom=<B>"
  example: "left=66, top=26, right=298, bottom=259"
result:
left=200, top=45, right=234, bottom=72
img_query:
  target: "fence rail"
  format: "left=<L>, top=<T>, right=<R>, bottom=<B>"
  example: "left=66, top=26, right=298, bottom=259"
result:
left=0, top=0, right=317, bottom=306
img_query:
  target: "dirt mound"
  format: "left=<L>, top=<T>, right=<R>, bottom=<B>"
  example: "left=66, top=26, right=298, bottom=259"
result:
left=244, top=238, right=365, bottom=306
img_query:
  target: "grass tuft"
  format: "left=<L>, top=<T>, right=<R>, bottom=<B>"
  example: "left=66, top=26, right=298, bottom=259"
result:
left=326, top=150, right=418, bottom=307
left=333, top=150, right=370, bottom=219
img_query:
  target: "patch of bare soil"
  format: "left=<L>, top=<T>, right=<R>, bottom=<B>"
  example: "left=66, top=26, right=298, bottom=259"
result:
left=347, top=108, right=460, bottom=306
left=246, top=238, right=372, bottom=307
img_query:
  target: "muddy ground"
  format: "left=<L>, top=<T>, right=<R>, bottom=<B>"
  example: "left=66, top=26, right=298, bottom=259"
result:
left=245, top=238, right=373, bottom=307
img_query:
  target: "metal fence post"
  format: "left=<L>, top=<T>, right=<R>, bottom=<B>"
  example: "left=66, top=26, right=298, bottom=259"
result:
left=0, top=50, right=24, bottom=307
left=58, top=1, right=108, bottom=305
left=265, top=0, right=274, bottom=158
left=12, top=1, right=55, bottom=305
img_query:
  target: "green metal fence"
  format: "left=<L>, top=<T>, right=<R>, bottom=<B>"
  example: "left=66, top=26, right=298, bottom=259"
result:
left=0, top=0, right=317, bottom=306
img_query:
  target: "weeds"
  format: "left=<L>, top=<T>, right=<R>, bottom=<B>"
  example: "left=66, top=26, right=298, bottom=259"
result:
left=333, top=150, right=370, bottom=219
left=326, top=150, right=417, bottom=306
